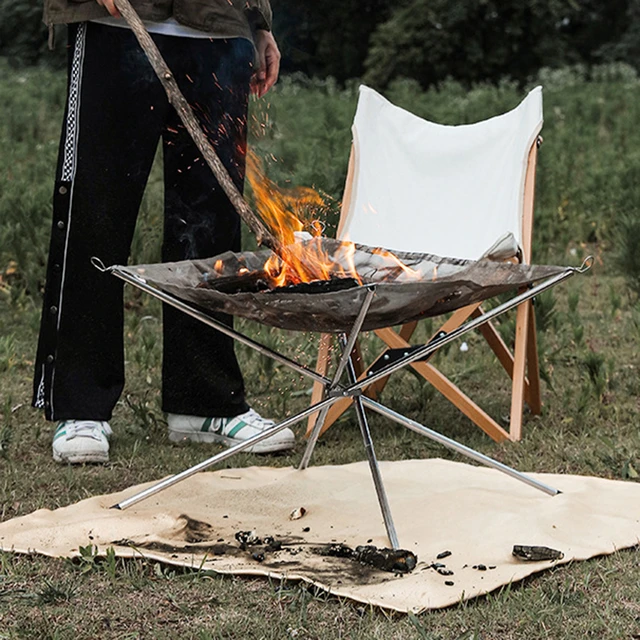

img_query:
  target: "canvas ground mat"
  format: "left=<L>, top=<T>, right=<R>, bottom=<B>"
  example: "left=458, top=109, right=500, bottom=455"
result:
left=1, top=458, right=639, bottom=613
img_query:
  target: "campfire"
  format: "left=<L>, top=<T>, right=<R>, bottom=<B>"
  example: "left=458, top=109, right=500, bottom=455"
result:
left=204, top=151, right=423, bottom=294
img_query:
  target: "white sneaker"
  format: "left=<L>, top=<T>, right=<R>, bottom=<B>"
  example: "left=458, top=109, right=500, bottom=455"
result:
left=52, top=420, right=112, bottom=464
left=167, top=408, right=295, bottom=454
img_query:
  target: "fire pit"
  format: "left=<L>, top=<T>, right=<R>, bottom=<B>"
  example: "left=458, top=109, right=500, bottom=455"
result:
left=96, top=0, right=592, bottom=554
left=114, top=238, right=565, bottom=333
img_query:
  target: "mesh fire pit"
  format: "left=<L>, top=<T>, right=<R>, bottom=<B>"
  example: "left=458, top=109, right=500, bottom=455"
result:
left=97, top=240, right=591, bottom=550
left=108, top=238, right=566, bottom=333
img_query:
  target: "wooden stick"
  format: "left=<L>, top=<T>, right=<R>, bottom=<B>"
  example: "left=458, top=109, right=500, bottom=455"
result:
left=113, top=0, right=281, bottom=253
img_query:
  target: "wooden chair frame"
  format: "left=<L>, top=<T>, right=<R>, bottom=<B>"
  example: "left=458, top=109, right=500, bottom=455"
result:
left=307, top=137, right=542, bottom=443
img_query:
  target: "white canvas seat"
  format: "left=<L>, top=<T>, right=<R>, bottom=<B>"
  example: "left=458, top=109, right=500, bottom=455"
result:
left=341, top=85, right=542, bottom=259
left=308, top=85, right=545, bottom=442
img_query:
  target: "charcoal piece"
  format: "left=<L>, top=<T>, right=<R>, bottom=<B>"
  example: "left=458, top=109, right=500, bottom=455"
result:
left=235, top=530, right=262, bottom=549
left=436, top=550, right=452, bottom=559
left=268, top=277, right=360, bottom=296
left=436, top=568, right=454, bottom=576
left=512, top=545, right=564, bottom=561
left=473, top=564, right=487, bottom=571
left=354, top=545, right=418, bottom=574
left=198, top=270, right=270, bottom=294
left=263, top=537, right=282, bottom=552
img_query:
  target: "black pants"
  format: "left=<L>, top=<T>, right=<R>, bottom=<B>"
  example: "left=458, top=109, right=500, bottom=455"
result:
left=33, top=22, right=252, bottom=421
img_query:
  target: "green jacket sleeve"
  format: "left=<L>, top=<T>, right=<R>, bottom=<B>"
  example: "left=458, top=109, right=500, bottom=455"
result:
left=250, top=0, right=272, bottom=31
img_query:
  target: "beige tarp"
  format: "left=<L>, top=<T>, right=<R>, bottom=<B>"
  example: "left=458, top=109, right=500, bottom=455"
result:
left=0, top=459, right=638, bottom=613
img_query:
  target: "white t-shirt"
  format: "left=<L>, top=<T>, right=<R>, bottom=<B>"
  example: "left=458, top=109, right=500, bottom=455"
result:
left=91, top=16, right=220, bottom=38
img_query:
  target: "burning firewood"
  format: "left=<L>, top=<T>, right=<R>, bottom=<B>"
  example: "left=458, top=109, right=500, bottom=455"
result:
left=196, top=270, right=271, bottom=294
left=197, top=271, right=361, bottom=295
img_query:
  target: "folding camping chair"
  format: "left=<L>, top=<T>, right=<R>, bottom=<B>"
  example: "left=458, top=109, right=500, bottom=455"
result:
left=307, top=85, right=545, bottom=443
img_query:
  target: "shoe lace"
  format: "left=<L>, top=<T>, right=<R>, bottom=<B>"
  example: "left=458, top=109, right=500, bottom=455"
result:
left=65, top=421, right=106, bottom=441
left=240, top=409, right=274, bottom=430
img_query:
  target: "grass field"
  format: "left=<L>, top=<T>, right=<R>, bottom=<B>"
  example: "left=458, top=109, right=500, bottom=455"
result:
left=0, top=61, right=639, bottom=639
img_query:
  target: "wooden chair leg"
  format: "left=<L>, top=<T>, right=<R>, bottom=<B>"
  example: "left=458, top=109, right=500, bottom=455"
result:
left=372, top=304, right=479, bottom=383
left=379, top=326, right=510, bottom=442
left=306, top=300, right=537, bottom=443
left=367, top=321, right=419, bottom=398
left=526, top=301, right=542, bottom=415
left=306, top=333, right=333, bottom=436
left=367, top=304, right=481, bottom=402
left=509, top=300, right=531, bottom=441
left=416, top=362, right=510, bottom=442
left=472, top=308, right=532, bottom=406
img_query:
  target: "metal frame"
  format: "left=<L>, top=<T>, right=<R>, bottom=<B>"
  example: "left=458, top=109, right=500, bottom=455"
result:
left=101, top=258, right=591, bottom=549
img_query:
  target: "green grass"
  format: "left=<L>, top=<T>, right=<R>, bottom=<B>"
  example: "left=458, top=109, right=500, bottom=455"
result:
left=1, top=60, right=639, bottom=638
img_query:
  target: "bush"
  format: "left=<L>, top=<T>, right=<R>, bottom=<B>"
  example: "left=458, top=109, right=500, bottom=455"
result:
left=613, top=213, right=640, bottom=297
left=363, top=0, right=581, bottom=90
left=0, top=0, right=65, bottom=67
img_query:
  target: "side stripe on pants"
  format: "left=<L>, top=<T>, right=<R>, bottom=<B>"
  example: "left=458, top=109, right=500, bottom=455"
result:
left=34, top=23, right=87, bottom=412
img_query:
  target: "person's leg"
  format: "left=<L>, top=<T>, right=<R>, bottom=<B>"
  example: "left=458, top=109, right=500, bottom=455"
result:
left=32, top=22, right=169, bottom=459
left=160, top=37, right=253, bottom=418
left=160, top=37, right=294, bottom=452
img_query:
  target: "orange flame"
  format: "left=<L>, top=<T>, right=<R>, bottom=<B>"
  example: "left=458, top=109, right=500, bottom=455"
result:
left=246, top=151, right=424, bottom=289
left=247, top=151, right=323, bottom=247
left=371, top=247, right=421, bottom=280
left=247, top=151, right=364, bottom=287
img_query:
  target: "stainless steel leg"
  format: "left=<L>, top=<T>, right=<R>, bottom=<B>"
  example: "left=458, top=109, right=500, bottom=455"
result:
left=342, top=336, right=400, bottom=550
left=113, top=395, right=340, bottom=510
left=299, top=287, right=376, bottom=470
left=298, top=404, right=332, bottom=470
left=361, top=397, right=560, bottom=496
